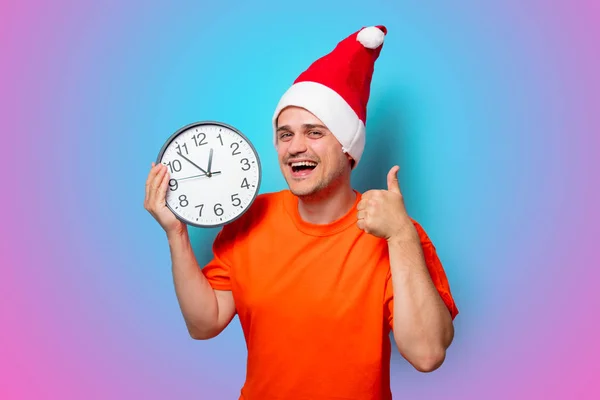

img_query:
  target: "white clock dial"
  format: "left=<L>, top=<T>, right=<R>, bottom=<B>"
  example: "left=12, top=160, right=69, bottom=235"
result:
left=156, top=121, right=261, bottom=228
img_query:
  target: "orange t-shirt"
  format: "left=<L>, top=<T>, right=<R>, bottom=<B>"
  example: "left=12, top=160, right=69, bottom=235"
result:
left=202, top=189, right=458, bottom=400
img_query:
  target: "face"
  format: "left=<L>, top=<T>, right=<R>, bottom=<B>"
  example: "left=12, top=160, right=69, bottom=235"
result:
left=275, top=106, right=353, bottom=198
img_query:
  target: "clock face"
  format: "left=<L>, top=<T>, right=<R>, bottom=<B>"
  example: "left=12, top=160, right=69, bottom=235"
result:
left=156, top=121, right=261, bottom=228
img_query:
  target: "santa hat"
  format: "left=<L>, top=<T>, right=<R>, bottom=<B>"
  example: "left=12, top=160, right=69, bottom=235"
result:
left=272, top=25, right=387, bottom=167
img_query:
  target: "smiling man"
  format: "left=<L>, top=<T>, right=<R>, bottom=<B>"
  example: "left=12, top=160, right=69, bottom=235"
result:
left=275, top=109, right=355, bottom=221
left=144, top=25, right=458, bottom=400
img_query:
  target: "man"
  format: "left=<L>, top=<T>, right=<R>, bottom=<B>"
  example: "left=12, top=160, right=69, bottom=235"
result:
left=144, top=25, right=458, bottom=400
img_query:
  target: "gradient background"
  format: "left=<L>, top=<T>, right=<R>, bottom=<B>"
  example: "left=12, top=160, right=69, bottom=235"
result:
left=2, top=0, right=599, bottom=399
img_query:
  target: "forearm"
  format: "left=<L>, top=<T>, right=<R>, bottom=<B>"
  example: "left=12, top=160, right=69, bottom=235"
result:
left=388, top=234, right=454, bottom=371
left=167, top=228, right=220, bottom=338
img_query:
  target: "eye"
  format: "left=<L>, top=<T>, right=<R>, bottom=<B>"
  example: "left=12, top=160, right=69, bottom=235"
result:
left=279, top=132, right=292, bottom=141
left=308, top=130, right=323, bottom=137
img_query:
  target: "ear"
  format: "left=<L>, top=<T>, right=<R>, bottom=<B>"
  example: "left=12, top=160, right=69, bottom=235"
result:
left=346, top=153, right=356, bottom=169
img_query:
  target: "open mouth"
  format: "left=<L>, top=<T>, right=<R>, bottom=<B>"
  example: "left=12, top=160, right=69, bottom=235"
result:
left=289, top=161, right=317, bottom=177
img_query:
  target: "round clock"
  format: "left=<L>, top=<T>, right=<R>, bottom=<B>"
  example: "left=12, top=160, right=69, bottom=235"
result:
left=155, top=121, right=262, bottom=228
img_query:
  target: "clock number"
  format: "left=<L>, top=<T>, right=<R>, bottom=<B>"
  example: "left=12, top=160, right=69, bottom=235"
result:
left=179, top=195, right=189, bottom=207
left=240, top=158, right=251, bottom=171
left=241, top=178, right=250, bottom=189
left=217, top=134, right=224, bottom=146
left=231, top=142, right=241, bottom=156
left=169, top=179, right=178, bottom=191
left=193, top=132, right=207, bottom=146
left=176, top=142, right=188, bottom=155
left=195, top=204, right=204, bottom=217
left=167, top=160, right=182, bottom=173
left=231, top=194, right=241, bottom=207
left=214, top=203, right=224, bottom=216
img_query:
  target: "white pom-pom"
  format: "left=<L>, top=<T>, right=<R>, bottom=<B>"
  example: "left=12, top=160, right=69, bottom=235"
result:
left=356, top=26, right=385, bottom=49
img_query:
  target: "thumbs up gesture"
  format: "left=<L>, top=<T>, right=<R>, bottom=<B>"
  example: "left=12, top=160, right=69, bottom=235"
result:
left=356, top=165, right=418, bottom=241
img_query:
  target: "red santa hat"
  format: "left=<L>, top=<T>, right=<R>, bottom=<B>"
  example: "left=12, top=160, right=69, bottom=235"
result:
left=272, top=25, right=387, bottom=167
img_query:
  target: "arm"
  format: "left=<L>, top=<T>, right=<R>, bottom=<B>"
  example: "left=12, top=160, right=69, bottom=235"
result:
left=168, top=227, right=236, bottom=340
left=143, top=162, right=235, bottom=339
left=388, top=233, right=454, bottom=372
left=355, top=166, right=457, bottom=371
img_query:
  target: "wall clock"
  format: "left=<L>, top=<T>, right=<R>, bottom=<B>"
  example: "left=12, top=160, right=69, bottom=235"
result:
left=155, top=121, right=261, bottom=228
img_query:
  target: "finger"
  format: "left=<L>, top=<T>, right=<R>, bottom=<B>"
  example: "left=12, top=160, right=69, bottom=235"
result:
left=151, top=165, right=167, bottom=196
left=357, top=199, right=365, bottom=211
left=146, top=162, right=159, bottom=187
left=357, top=210, right=367, bottom=220
left=387, top=165, right=401, bottom=194
left=357, top=219, right=365, bottom=231
left=145, top=162, right=160, bottom=203
left=158, top=166, right=170, bottom=203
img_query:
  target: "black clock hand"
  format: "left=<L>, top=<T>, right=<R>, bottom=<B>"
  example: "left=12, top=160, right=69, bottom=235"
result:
left=177, top=150, right=208, bottom=175
left=207, top=148, right=214, bottom=176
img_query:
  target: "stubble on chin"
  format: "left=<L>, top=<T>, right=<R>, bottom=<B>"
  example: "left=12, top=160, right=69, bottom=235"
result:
left=289, top=167, right=346, bottom=200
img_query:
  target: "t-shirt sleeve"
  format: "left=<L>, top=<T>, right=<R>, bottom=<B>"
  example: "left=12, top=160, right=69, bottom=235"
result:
left=384, top=220, right=459, bottom=329
left=201, top=223, right=238, bottom=291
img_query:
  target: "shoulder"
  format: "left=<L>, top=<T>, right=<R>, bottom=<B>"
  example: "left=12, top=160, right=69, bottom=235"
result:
left=219, top=190, right=287, bottom=234
left=407, top=218, right=443, bottom=264
left=251, top=190, right=286, bottom=208
left=409, top=217, right=432, bottom=244
left=408, top=217, right=443, bottom=257
left=244, top=190, right=287, bottom=219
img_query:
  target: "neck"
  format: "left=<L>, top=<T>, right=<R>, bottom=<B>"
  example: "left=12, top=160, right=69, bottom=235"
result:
left=296, top=182, right=356, bottom=225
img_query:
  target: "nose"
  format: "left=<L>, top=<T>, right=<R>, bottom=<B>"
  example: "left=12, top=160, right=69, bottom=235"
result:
left=287, top=133, right=307, bottom=155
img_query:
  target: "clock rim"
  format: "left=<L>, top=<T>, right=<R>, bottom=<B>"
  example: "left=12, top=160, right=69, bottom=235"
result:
left=155, top=120, right=263, bottom=229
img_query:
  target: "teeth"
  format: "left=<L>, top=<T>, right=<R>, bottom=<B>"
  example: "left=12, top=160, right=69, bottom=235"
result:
left=291, top=161, right=317, bottom=167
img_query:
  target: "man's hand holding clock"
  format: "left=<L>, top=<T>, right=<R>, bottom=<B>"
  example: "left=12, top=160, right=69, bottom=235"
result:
left=144, top=162, right=187, bottom=237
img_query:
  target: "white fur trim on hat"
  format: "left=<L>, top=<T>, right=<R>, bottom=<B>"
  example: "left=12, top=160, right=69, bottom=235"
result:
left=356, top=26, right=385, bottom=49
left=272, top=81, right=366, bottom=167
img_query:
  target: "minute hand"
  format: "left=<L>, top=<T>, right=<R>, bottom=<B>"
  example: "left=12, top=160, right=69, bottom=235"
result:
left=207, top=148, right=213, bottom=175
left=177, top=151, right=208, bottom=175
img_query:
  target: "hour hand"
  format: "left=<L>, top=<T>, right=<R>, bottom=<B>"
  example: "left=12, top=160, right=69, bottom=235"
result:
left=177, top=150, right=208, bottom=175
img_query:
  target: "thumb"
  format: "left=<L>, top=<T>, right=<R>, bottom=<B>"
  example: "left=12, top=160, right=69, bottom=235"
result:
left=387, top=165, right=401, bottom=193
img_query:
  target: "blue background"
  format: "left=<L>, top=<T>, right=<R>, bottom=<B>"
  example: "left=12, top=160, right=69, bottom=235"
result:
left=2, top=0, right=598, bottom=399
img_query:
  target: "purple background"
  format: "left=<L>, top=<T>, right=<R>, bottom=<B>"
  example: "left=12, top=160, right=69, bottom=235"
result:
left=1, top=0, right=598, bottom=398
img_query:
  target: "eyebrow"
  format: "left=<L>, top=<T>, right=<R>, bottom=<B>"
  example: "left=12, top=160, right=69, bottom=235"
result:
left=276, top=124, right=328, bottom=132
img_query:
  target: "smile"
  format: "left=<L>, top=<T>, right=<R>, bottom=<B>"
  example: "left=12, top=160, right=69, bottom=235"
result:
left=289, top=160, right=318, bottom=178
